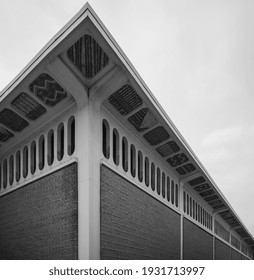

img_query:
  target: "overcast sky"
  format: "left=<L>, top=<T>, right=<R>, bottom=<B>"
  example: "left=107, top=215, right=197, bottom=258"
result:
left=0, top=0, right=253, bottom=236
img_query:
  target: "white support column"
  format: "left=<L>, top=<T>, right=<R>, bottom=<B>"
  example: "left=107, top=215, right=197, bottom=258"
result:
left=179, top=180, right=185, bottom=260
left=27, top=142, right=31, bottom=179
left=53, top=127, right=58, bottom=165
left=229, top=228, right=233, bottom=259
left=6, top=157, right=10, bottom=190
left=64, top=120, right=68, bottom=160
left=44, top=132, right=49, bottom=169
left=212, top=212, right=216, bottom=260
left=76, top=95, right=102, bottom=259
left=88, top=99, right=103, bottom=259
left=36, top=137, right=40, bottom=176
left=76, top=105, right=90, bottom=259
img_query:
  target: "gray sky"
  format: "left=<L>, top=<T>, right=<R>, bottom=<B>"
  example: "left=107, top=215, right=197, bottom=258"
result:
left=0, top=0, right=253, bottom=236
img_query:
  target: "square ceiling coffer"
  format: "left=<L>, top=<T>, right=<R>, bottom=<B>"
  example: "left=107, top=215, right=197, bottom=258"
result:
left=0, top=126, right=14, bottom=142
left=194, top=183, right=210, bottom=192
left=176, top=163, right=196, bottom=175
left=188, top=176, right=206, bottom=186
left=0, top=108, right=29, bottom=132
left=143, top=126, right=170, bottom=145
left=11, top=92, right=47, bottom=120
left=167, top=153, right=188, bottom=167
left=29, top=73, right=67, bottom=106
left=108, top=85, right=142, bottom=115
left=67, top=34, right=109, bottom=79
left=156, top=141, right=180, bottom=157
left=128, top=108, right=158, bottom=132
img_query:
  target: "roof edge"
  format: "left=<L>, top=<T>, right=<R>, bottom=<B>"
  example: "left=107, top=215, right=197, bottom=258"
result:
left=86, top=4, right=254, bottom=244
left=0, top=2, right=92, bottom=101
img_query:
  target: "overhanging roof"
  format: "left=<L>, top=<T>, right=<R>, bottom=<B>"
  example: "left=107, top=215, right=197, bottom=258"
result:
left=0, top=2, right=253, bottom=249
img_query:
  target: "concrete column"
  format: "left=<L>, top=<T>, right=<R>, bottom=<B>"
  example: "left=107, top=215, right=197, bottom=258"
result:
left=229, top=228, right=233, bottom=259
left=179, top=181, right=185, bottom=260
left=75, top=96, right=103, bottom=259
left=87, top=100, right=102, bottom=259
left=76, top=105, right=90, bottom=259
left=212, top=212, right=216, bottom=260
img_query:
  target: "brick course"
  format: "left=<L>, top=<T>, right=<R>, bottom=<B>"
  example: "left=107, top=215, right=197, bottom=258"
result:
left=215, top=238, right=230, bottom=260
left=0, top=162, right=78, bottom=260
left=183, top=218, right=213, bottom=260
left=100, top=165, right=181, bottom=260
left=231, top=248, right=242, bottom=260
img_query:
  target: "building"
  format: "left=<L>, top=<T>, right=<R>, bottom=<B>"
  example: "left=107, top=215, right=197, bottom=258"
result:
left=0, top=3, right=253, bottom=260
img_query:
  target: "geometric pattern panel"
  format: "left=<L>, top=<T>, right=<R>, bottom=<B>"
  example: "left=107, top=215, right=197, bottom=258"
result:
left=29, top=73, right=67, bottom=106
left=208, top=199, right=222, bottom=206
left=204, top=195, right=218, bottom=202
left=0, top=108, right=29, bottom=132
left=128, top=108, right=158, bottom=132
left=108, top=85, right=142, bottom=115
left=199, top=189, right=215, bottom=197
left=67, top=34, right=109, bottom=79
left=194, top=183, right=210, bottom=192
left=213, top=203, right=226, bottom=210
left=167, top=153, right=188, bottom=167
left=188, top=176, right=206, bottom=186
left=176, top=163, right=196, bottom=175
left=143, top=126, right=170, bottom=146
left=156, top=141, right=180, bottom=157
left=0, top=126, right=14, bottom=142
left=11, top=92, right=47, bottom=120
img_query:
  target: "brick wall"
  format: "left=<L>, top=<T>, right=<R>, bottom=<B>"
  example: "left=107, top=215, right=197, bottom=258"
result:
left=100, top=165, right=181, bottom=260
left=215, top=238, right=230, bottom=260
left=183, top=218, right=213, bottom=260
left=241, top=254, right=249, bottom=260
left=231, top=248, right=242, bottom=260
left=0, top=162, right=78, bottom=260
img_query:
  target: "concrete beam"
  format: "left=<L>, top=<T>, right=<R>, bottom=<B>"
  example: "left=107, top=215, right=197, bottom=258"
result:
left=89, top=66, right=128, bottom=104
left=180, top=173, right=201, bottom=185
left=47, top=57, right=88, bottom=109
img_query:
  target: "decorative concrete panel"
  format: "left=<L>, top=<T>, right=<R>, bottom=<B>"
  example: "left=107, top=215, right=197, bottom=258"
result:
left=11, top=92, right=47, bottom=120
left=67, top=34, right=109, bottom=79
left=29, top=73, right=67, bottom=106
